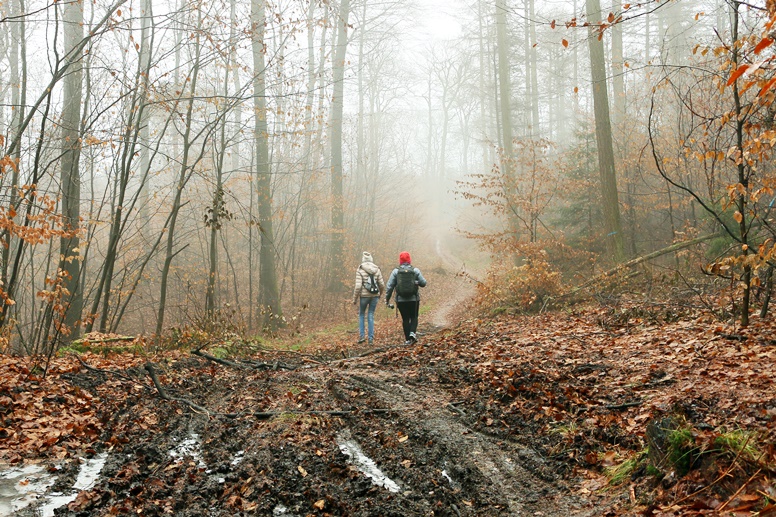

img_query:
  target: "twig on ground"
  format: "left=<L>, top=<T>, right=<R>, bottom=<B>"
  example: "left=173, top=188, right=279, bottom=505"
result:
left=604, top=401, right=642, bottom=411
left=144, top=363, right=214, bottom=416
left=447, top=403, right=466, bottom=416
left=73, top=354, right=149, bottom=387
left=716, top=468, right=762, bottom=512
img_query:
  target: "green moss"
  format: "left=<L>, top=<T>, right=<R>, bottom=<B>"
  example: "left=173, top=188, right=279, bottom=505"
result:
left=713, top=429, right=759, bottom=462
left=667, top=426, right=697, bottom=476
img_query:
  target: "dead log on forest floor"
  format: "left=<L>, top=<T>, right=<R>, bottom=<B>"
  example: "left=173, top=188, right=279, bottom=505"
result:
left=566, top=231, right=725, bottom=297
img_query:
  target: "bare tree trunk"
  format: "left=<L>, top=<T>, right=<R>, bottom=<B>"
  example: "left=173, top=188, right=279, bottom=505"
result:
left=252, top=0, right=282, bottom=327
left=496, top=0, right=517, bottom=240
left=59, top=0, right=85, bottom=340
left=528, top=0, right=539, bottom=135
left=730, top=1, right=751, bottom=326
left=156, top=13, right=202, bottom=337
left=87, top=0, right=155, bottom=334
left=586, top=0, right=625, bottom=263
left=206, top=54, right=231, bottom=316
left=328, top=0, right=351, bottom=289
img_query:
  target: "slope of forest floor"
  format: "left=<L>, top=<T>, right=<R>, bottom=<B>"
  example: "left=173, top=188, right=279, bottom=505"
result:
left=1, top=268, right=776, bottom=516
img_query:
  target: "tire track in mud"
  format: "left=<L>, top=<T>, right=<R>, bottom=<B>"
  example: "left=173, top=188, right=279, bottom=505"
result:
left=333, top=366, right=600, bottom=516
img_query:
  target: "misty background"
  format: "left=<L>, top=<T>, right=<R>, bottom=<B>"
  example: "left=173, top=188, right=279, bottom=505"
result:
left=0, top=0, right=770, bottom=350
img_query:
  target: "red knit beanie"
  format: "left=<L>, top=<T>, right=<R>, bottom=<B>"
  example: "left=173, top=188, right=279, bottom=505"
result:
left=399, top=251, right=411, bottom=265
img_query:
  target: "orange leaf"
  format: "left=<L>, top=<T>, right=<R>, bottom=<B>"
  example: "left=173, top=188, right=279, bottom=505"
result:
left=754, top=37, right=774, bottom=54
left=551, top=19, right=556, bottom=29
left=727, top=64, right=750, bottom=86
left=562, top=39, right=569, bottom=48
left=607, top=12, right=615, bottom=23
left=758, top=76, right=776, bottom=96
left=734, top=211, right=743, bottom=223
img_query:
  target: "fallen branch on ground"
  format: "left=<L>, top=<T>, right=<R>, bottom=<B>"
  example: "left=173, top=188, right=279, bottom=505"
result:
left=74, top=354, right=150, bottom=387
left=567, top=231, right=725, bottom=296
left=144, top=362, right=213, bottom=415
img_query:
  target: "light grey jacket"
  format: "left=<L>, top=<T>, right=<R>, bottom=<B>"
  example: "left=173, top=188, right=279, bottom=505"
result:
left=352, top=261, right=385, bottom=302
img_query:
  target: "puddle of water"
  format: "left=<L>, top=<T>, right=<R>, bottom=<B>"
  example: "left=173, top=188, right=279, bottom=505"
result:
left=230, top=450, right=245, bottom=466
left=37, top=453, right=108, bottom=517
left=273, top=503, right=301, bottom=516
left=336, top=433, right=400, bottom=493
left=0, top=453, right=108, bottom=517
left=0, top=463, right=55, bottom=516
left=169, top=433, right=206, bottom=468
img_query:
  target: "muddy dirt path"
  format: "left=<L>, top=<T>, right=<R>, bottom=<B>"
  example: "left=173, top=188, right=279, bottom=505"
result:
left=430, top=238, right=475, bottom=331
left=11, top=244, right=613, bottom=516
left=333, top=362, right=599, bottom=516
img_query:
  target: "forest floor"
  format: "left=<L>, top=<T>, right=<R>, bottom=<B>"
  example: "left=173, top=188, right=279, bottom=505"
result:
left=1, top=261, right=776, bottom=516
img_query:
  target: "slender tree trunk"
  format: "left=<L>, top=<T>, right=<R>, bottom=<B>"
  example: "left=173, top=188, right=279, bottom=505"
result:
left=730, top=1, right=751, bottom=325
left=586, top=0, right=625, bottom=263
left=528, top=0, right=539, bottom=135
left=206, top=54, right=230, bottom=316
left=59, top=0, right=85, bottom=339
left=328, top=0, right=351, bottom=289
left=252, top=0, right=282, bottom=326
left=156, top=13, right=202, bottom=337
left=496, top=0, right=517, bottom=241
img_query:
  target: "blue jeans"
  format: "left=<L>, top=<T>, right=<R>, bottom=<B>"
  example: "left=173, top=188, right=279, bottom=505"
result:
left=359, top=296, right=379, bottom=340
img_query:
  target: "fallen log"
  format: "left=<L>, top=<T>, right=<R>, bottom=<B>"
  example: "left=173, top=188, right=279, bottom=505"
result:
left=72, top=335, right=136, bottom=346
left=567, top=231, right=725, bottom=296
left=191, top=349, right=247, bottom=369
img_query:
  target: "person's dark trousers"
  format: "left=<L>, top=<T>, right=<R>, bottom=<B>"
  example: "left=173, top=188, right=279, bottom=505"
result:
left=397, top=300, right=419, bottom=339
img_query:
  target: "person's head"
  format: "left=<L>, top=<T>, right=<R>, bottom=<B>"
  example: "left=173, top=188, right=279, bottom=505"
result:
left=399, top=251, right=411, bottom=265
left=362, top=251, right=373, bottom=263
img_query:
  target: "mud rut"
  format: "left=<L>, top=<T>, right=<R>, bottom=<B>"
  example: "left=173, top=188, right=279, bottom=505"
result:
left=17, top=244, right=611, bottom=516
left=332, top=364, right=598, bottom=516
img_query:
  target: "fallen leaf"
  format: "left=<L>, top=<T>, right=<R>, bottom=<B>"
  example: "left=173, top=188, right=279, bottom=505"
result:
left=297, top=465, right=307, bottom=477
left=313, top=499, right=325, bottom=510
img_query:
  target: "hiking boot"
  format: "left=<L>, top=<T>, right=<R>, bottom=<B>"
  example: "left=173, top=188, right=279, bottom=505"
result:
left=409, top=332, right=417, bottom=344
left=404, top=339, right=412, bottom=345
left=357, top=337, right=366, bottom=344
left=368, top=339, right=373, bottom=346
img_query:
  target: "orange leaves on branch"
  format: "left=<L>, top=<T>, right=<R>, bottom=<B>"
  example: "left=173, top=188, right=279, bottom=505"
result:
left=758, top=76, right=776, bottom=96
left=754, top=37, right=774, bottom=54
left=562, top=39, right=569, bottom=48
left=727, top=64, right=751, bottom=86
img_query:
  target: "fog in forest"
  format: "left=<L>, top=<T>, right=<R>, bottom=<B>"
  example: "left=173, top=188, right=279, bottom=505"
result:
left=1, top=0, right=774, bottom=350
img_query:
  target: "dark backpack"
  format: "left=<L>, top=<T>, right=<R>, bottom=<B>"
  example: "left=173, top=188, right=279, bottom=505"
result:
left=395, top=266, right=418, bottom=297
left=361, top=267, right=379, bottom=294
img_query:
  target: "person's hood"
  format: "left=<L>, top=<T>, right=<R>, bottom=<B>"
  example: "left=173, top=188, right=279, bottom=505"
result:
left=360, top=262, right=379, bottom=275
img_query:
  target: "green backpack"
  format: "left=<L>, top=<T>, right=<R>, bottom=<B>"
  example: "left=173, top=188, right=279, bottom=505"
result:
left=395, top=266, right=418, bottom=297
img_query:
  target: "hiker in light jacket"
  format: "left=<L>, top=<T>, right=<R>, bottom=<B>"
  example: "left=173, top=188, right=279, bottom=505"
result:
left=385, top=251, right=427, bottom=345
left=353, top=251, right=385, bottom=345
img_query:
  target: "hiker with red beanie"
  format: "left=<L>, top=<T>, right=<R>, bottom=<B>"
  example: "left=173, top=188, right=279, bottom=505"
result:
left=385, top=251, right=427, bottom=345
